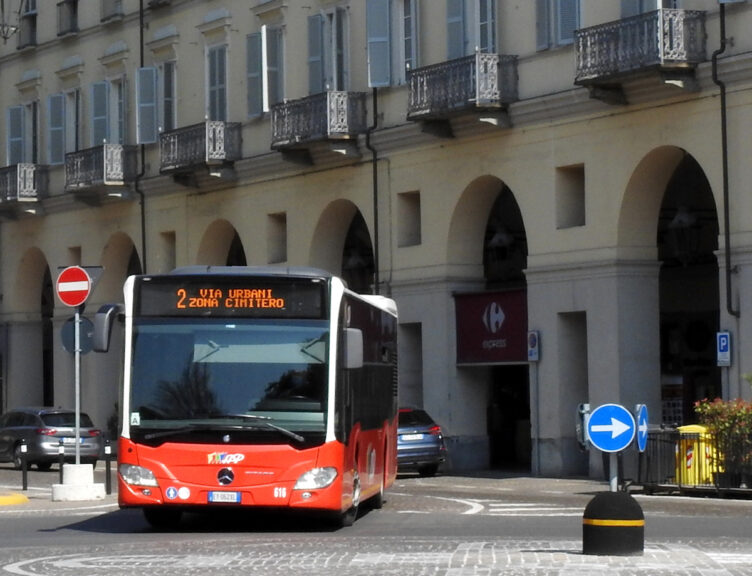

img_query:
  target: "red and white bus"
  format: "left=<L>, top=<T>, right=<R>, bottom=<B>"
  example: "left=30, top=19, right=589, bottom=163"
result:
left=95, top=266, right=398, bottom=528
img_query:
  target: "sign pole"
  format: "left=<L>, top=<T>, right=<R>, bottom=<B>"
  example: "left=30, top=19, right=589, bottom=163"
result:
left=609, top=452, right=618, bottom=492
left=74, top=304, right=81, bottom=465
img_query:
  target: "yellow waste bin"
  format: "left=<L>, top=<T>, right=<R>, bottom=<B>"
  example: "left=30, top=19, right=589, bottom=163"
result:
left=675, top=424, right=717, bottom=486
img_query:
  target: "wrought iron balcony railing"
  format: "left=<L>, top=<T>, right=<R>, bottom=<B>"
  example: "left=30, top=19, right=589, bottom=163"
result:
left=407, top=52, right=518, bottom=121
left=159, top=121, right=242, bottom=173
left=575, top=9, right=706, bottom=85
left=65, top=143, right=138, bottom=191
left=271, top=91, right=368, bottom=149
left=0, top=164, right=48, bottom=204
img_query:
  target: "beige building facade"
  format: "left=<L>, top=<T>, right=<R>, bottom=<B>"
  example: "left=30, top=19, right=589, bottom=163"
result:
left=0, top=0, right=750, bottom=477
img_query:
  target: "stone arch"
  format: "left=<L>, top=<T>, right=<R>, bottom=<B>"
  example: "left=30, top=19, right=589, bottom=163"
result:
left=618, top=146, right=686, bottom=254
left=447, top=175, right=522, bottom=273
left=309, top=199, right=364, bottom=275
left=196, top=219, right=246, bottom=266
left=98, top=232, right=142, bottom=302
left=12, top=247, right=50, bottom=313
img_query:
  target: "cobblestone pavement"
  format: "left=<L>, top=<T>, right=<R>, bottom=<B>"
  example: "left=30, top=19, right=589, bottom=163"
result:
left=1, top=536, right=751, bottom=575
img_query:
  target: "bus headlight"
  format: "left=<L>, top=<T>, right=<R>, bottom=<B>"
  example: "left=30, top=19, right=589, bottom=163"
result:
left=294, top=467, right=338, bottom=490
left=119, top=464, right=158, bottom=487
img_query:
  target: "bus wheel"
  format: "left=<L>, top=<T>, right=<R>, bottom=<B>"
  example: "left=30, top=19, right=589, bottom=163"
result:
left=340, top=471, right=361, bottom=527
left=143, top=507, right=182, bottom=529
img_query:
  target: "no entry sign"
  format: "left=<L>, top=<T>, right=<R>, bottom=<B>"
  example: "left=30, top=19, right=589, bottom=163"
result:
left=56, top=266, right=92, bottom=307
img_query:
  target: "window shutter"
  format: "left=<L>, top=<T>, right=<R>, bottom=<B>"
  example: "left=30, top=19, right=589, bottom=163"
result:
left=162, top=62, right=176, bottom=132
left=367, top=0, right=391, bottom=87
left=267, top=27, right=283, bottom=107
left=403, top=0, right=418, bottom=74
left=48, top=93, right=65, bottom=164
left=447, top=0, right=465, bottom=59
left=137, top=67, right=157, bottom=144
left=308, top=14, right=324, bottom=94
left=247, top=32, right=263, bottom=117
left=208, top=45, right=227, bottom=122
left=7, top=106, right=24, bottom=165
left=479, top=0, right=496, bottom=53
left=621, top=0, right=641, bottom=17
left=556, top=0, right=579, bottom=45
left=536, top=0, right=550, bottom=51
left=91, top=81, right=109, bottom=146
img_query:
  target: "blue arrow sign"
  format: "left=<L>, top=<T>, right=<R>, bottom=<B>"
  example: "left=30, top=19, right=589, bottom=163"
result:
left=587, top=403, right=636, bottom=453
left=636, top=404, right=649, bottom=453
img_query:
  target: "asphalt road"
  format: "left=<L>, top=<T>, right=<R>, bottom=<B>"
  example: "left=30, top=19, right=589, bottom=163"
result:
left=1, top=463, right=752, bottom=575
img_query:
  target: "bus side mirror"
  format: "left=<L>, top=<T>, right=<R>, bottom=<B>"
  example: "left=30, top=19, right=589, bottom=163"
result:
left=93, top=304, right=122, bottom=353
left=344, top=328, right=363, bottom=369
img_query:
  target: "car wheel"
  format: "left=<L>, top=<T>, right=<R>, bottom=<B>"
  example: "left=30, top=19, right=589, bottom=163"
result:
left=418, top=464, right=439, bottom=477
left=143, top=507, right=183, bottom=530
left=12, top=445, right=24, bottom=470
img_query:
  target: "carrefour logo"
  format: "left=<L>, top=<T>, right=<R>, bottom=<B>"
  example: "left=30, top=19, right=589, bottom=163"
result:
left=208, top=452, right=245, bottom=465
left=482, top=302, right=505, bottom=334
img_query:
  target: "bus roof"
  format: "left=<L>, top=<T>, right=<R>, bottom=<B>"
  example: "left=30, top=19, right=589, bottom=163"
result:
left=168, top=265, right=333, bottom=280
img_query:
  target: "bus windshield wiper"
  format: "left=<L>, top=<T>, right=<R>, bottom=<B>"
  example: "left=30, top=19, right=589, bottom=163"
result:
left=215, top=413, right=306, bottom=443
left=142, top=414, right=305, bottom=443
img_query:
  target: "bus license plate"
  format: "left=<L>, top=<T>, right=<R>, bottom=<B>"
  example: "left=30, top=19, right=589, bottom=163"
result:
left=208, top=491, right=240, bottom=504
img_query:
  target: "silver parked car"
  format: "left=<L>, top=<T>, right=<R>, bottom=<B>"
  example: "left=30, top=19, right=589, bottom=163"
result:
left=0, top=407, right=102, bottom=470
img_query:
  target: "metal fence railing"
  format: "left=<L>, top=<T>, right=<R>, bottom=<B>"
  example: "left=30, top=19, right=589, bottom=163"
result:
left=638, top=427, right=752, bottom=494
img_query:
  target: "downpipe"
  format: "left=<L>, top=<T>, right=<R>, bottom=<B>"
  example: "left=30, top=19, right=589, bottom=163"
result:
left=365, top=88, right=379, bottom=295
left=712, top=4, right=738, bottom=318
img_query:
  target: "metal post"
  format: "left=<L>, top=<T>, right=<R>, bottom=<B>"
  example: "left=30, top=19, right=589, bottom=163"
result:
left=58, top=438, right=65, bottom=483
left=610, top=452, right=618, bottom=492
left=21, top=439, right=28, bottom=491
left=104, top=440, right=112, bottom=495
left=74, top=305, right=81, bottom=465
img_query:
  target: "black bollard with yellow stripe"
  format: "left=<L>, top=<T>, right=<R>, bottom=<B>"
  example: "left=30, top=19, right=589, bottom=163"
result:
left=582, top=491, right=644, bottom=556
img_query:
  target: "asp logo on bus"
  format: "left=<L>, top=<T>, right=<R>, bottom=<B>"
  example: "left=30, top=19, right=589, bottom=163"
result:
left=207, top=452, right=245, bottom=465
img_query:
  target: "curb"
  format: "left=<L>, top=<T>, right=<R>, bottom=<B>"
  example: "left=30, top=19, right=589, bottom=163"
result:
left=0, top=492, right=29, bottom=506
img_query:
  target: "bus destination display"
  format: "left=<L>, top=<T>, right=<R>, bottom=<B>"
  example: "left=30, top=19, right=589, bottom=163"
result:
left=135, top=276, right=326, bottom=318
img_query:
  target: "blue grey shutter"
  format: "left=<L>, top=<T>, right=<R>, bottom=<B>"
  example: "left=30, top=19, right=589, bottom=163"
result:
left=447, top=0, right=465, bottom=59
left=247, top=32, right=263, bottom=116
left=91, top=81, right=109, bottom=146
left=267, top=27, right=283, bottom=107
left=162, top=62, right=176, bottom=132
left=308, top=14, right=324, bottom=94
left=7, top=106, right=24, bottom=165
left=208, top=45, right=227, bottom=121
left=48, top=93, right=65, bottom=164
left=556, top=0, right=579, bottom=45
left=367, top=0, right=391, bottom=87
left=137, top=67, right=157, bottom=143
left=536, top=0, right=550, bottom=51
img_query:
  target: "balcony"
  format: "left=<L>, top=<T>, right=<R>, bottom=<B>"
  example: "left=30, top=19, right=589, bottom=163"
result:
left=159, top=121, right=242, bottom=185
left=271, top=91, right=368, bottom=162
left=407, top=52, right=518, bottom=134
left=0, top=164, right=48, bottom=217
left=65, top=143, right=138, bottom=202
left=575, top=9, right=706, bottom=103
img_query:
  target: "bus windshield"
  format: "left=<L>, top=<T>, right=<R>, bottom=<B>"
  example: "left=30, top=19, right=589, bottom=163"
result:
left=128, top=318, right=329, bottom=442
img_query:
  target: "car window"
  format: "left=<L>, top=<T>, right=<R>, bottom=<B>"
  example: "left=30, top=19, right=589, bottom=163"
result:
left=398, top=409, right=434, bottom=427
left=41, top=412, right=95, bottom=428
left=22, top=414, right=38, bottom=427
left=6, top=413, right=25, bottom=427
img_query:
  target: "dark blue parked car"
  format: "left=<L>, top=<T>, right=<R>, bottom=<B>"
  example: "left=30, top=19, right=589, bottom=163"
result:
left=397, top=407, right=447, bottom=477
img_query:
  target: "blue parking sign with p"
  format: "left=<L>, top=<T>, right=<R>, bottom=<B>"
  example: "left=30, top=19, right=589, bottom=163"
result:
left=717, top=331, right=731, bottom=367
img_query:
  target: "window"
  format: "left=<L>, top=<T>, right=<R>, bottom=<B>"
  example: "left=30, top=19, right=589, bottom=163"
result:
left=207, top=44, right=227, bottom=121
left=556, top=164, right=585, bottom=229
left=447, top=0, right=496, bottom=60
left=247, top=26, right=283, bottom=117
left=137, top=61, right=176, bottom=143
left=398, top=191, right=422, bottom=247
left=366, top=0, right=418, bottom=87
left=621, top=0, right=678, bottom=17
left=308, top=7, right=348, bottom=94
left=6, top=102, right=38, bottom=165
left=17, top=0, right=37, bottom=49
left=536, top=0, right=579, bottom=51
left=91, top=77, right=126, bottom=146
left=57, top=0, right=78, bottom=36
